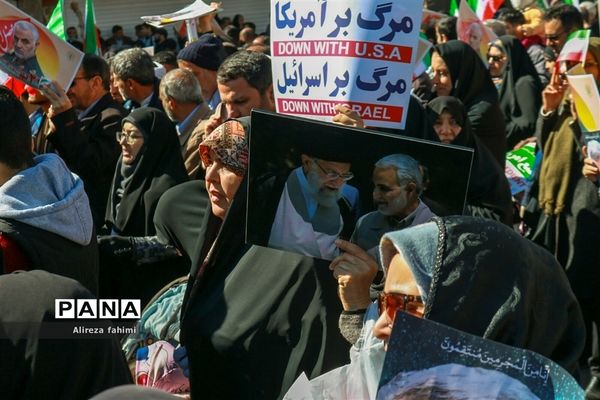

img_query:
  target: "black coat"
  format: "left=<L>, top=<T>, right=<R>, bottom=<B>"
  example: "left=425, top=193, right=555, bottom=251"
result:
left=49, top=93, right=125, bottom=227
left=425, top=217, right=585, bottom=376
left=0, top=218, right=99, bottom=294
left=180, top=179, right=351, bottom=399
left=495, top=36, right=543, bottom=148
left=426, top=96, right=513, bottom=225
left=105, top=108, right=188, bottom=236
left=434, top=40, right=507, bottom=167
left=0, top=270, right=132, bottom=399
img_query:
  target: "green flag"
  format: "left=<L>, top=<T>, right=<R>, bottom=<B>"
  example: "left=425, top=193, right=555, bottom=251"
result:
left=84, top=0, right=98, bottom=54
left=450, top=0, right=478, bottom=16
left=46, top=0, right=65, bottom=41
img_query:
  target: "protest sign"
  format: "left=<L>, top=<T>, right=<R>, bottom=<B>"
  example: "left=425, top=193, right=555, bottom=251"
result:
left=271, top=0, right=423, bottom=129
left=457, top=0, right=498, bottom=61
left=567, top=73, right=600, bottom=185
left=246, top=110, right=473, bottom=261
left=505, top=143, right=538, bottom=199
left=0, top=0, right=83, bottom=90
left=141, top=0, right=217, bottom=27
left=567, top=73, right=600, bottom=133
left=378, top=313, right=584, bottom=399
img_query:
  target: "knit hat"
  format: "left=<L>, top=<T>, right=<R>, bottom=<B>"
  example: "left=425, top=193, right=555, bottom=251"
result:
left=379, top=221, right=439, bottom=303
left=177, top=34, right=224, bottom=71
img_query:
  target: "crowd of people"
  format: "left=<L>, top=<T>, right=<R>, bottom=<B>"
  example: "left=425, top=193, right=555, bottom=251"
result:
left=1, top=1, right=600, bottom=399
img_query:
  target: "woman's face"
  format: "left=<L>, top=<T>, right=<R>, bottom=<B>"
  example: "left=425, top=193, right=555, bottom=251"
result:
left=431, top=52, right=453, bottom=96
left=433, top=110, right=462, bottom=144
left=204, top=149, right=244, bottom=219
left=373, top=252, right=424, bottom=350
left=487, top=45, right=507, bottom=78
left=119, top=122, right=145, bottom=165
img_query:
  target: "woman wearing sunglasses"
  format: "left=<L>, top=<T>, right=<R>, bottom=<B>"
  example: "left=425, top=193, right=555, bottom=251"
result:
left=488, top=36, right=543, bottom=149
left=310, top=216, right=584, bottom=398
left=373, top=216, right=584, bottom=379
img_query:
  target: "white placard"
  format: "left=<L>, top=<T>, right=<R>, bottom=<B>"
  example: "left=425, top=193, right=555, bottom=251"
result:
left=271, top=0, right=424, bottom=129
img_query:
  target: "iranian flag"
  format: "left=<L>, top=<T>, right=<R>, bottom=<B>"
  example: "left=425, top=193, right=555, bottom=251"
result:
left=475, top=0, right=504, bottom=21
left=449, top=0, right=502, bottom=20
left=84, top=0, right=100, bottom=54
left=557, top=30, right=591, bottom=64
left=46, top=0, right=66, bottom=40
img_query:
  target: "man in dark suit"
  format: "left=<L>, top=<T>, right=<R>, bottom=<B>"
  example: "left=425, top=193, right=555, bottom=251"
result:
left=40, top=54, right=125, bottom=227
left=109, top=48, right=163, bottom=112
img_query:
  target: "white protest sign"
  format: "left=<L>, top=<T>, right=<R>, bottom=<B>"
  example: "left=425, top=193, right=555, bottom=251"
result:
left=141, top=0, right=217, bottom=27
left=567, top=73, right=600, bottom=132
left=0, top=0, right=83, bottom=90
left=271, top=0, right=423, bottom=129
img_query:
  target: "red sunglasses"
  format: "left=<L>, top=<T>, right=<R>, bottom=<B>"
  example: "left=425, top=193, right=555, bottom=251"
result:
left=378, top=291, right=425, bottom=321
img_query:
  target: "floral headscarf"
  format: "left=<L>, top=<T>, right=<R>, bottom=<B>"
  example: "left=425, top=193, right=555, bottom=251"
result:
left=199, top=118, right=249, bottom=176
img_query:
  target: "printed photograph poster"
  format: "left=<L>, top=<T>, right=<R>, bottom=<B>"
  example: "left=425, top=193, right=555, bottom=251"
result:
left=246, top=110, right=473, bottom=262
left=378, top=313, right=584, bottom=400
left=271, top=0, right=424, bottom=129
left=0, top=0, right=83, bottom=90
left=457, top=0, right=497, bottom=62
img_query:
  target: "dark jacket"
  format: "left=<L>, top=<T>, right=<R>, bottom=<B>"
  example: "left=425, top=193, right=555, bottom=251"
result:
left=0, top=218, right=99, bottom=295
left=0, top=270, right=132, bottom=399
left=180, top=180, right=351, bottom=399
left=426, top=97, right=513, bottom=225
left=495, top=36, right=543, bottom=149
left=49, top=93, right=125, bottom=227
left=392, top=217, right=585, bottom=376
left=104, top=108, right=188, bottom=237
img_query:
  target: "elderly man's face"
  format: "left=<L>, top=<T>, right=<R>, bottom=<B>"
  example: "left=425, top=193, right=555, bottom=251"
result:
left=301, top=155, right=352, bottom=207
left=372, top=167, right=412, bottom=217
left=14, top=25, right=38, bottom=60
left=159, top=87, right=176, bottom=122
left=467, top=24, right=482, bottom=52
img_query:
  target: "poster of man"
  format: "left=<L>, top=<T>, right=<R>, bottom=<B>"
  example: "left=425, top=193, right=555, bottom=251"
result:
left=377, top=313, right=584, bottom=399
left=246, top=110, right=473, bottom=261
left=0, top=20, right=44, bottom=81
left=0, top=1, right=83, bottom=89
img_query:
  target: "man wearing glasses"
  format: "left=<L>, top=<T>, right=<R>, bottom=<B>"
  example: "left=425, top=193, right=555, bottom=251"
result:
left=40, top=54, right=125, bottom=227
left=265, top=153, right=359, bottom=261
left=542, top=4, right=584, bottom=57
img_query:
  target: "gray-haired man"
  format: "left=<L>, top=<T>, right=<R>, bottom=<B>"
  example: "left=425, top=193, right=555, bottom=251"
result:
left=330, top=154, right=435, bottom=330
left=0, top=20, right=44, bottom=81
left=351, top=154, right=436, bottom=261
left=159, top=68, right=212, bottom=178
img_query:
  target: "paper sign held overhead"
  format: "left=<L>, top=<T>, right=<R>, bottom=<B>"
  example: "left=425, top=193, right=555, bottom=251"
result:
left=141, top=0, right=218, bottom=27
left=0, top=0, right=83, bottom=90
left=271, top=0, right=424, bottom=129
